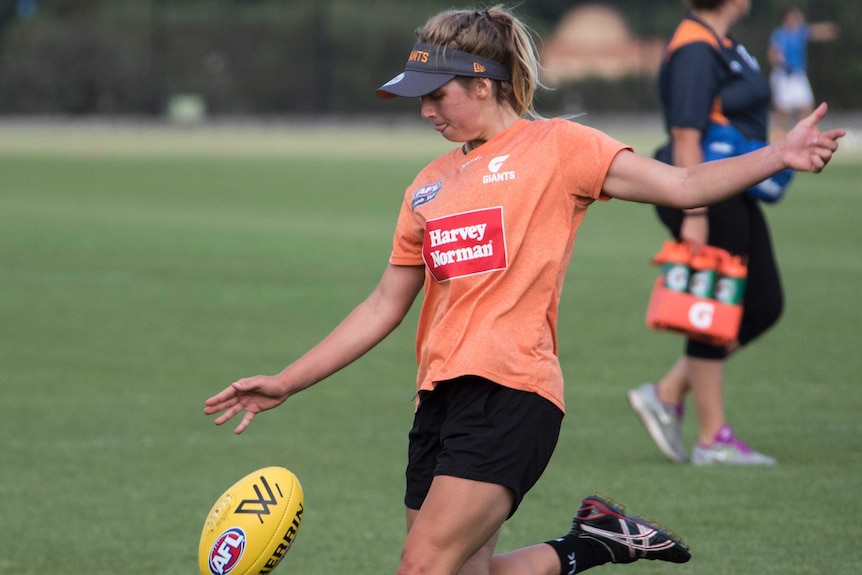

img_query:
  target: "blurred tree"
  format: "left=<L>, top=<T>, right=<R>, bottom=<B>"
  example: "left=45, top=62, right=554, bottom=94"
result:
left=0, top=0, right=857, bottom=115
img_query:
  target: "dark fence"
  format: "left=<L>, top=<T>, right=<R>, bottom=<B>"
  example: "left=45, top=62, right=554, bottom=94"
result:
left=0, top=0, right=857, bottom=117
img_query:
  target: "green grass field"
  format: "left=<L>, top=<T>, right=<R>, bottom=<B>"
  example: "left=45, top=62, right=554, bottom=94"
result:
left=1, top=122, right=861, bottom=574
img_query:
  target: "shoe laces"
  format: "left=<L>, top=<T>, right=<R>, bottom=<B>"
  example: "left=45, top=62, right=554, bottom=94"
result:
left=711, top=425, right=753, bottom=454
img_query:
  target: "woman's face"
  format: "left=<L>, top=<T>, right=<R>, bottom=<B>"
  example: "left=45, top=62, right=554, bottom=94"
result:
left=419, top=78, right=486, bottom=143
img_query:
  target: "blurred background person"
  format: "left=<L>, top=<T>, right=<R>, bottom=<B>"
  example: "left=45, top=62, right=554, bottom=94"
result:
left=768, top=6, right=839, bottom=139
left=628, top=0, right=782, bottom=466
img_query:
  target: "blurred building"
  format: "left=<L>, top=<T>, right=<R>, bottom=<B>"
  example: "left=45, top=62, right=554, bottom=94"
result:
left=541, top=3, right=664, bottom=85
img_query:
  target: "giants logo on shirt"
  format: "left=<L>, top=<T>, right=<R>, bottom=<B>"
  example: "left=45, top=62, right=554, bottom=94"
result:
left=423, top=207, right=508, bottom=282
left=483, top=155, right=516, bottom=184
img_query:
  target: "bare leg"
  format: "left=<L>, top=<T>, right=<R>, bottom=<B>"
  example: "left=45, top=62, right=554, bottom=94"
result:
left=400, top=476, right=559, bottom=575
left=772, top=108, right=790, bottom=141
left=398, top=476, right=560, bottom=575
left=686, top=356, right=726, bottom=446
left=489, top=544, right=559, bottom=575
left=403, top=479, right=689, bottom=575
left=655, top=356, right=689, bottom=406
left=654, top=354, right=726, bottom=445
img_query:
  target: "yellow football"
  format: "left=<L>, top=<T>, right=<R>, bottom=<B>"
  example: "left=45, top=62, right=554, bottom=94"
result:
left=198, top=466, right=304, bottom=575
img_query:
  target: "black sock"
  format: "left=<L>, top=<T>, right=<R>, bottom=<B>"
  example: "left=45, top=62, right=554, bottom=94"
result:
left=545, top=532, right=612, bottom=575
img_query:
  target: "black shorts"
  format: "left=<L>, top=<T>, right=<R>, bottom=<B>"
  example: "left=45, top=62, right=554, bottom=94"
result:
left=405, top=375, right=563, bottom=518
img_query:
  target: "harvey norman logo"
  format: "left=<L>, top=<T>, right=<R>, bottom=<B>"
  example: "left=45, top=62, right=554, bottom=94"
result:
left=483, top=155, right=515, bottom=184
left=423, top=207, right=507, bottom=282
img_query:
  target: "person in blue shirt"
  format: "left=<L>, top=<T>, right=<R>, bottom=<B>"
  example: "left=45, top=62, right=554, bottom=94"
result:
left=769, top=7, right=838, bottom=138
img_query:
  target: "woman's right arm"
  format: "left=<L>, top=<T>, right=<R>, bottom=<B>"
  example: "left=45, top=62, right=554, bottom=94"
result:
left=601, top=104, right=843, bottom=208
left=204, top=263, right=426, bottom=434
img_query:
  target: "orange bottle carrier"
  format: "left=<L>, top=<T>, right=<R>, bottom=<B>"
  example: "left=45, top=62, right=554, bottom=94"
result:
left=646, top=241, right=746, bottom=347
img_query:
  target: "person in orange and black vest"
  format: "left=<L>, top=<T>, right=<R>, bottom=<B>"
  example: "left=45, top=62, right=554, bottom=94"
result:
left=629, top=0, right=792, bottom=467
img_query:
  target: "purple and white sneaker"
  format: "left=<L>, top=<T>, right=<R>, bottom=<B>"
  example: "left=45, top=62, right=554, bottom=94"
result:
left=692, top=425, right=776, bottom=466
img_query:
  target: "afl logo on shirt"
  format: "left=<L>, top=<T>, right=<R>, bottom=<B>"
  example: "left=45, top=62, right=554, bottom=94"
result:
left=423, top=207, right=508, bottom=282
left=411, top=181, right=443, bottom=210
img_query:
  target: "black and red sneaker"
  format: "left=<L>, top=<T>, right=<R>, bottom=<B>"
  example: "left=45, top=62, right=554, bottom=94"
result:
left=573, top=495, right=691, bottom=564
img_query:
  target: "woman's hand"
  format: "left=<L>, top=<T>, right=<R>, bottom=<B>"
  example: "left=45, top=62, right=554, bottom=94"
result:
left=203, top=263, right=426, bottom=435
left=204, top=374, right=293, bottom=434
left=781, top=103, right=845, bottom=173
left=680, top=213, right=708, bottom=247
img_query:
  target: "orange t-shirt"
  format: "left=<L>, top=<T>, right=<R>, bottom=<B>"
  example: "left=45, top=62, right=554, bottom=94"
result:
left=389, top=118, right=629, bottom=413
